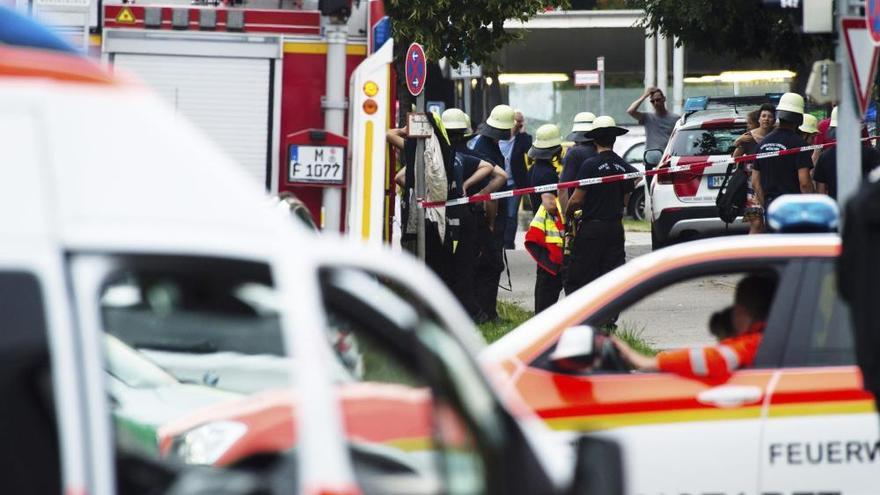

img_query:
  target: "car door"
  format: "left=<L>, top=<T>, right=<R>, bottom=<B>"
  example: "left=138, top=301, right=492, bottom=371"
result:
left=759, top=258, right=879, bottom=495
left=519, top=259, right=804, bottom=495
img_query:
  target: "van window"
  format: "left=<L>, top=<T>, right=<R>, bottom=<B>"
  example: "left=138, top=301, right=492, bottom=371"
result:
left=95, top=257, right=299, bottom=473
left=801, top=262, right=855, bottom=366
left=0, top=272, right=61, bottom=494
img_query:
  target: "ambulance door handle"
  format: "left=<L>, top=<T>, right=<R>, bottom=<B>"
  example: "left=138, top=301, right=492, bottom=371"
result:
left=696, top=385, right=763, bottom=408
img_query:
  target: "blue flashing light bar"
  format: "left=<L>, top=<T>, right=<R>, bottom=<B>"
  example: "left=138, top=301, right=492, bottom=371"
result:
left=0, top=6, right=78, bottom=54
left=766, top=194, right=839, bottom=233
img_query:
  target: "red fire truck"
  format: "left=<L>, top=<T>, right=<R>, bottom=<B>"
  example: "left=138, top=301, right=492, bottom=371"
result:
left=83, top=0, right=393, bottom=239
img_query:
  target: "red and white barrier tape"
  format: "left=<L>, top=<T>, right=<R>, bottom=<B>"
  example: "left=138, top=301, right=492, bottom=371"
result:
left=419, top=136, right=878, bottom=209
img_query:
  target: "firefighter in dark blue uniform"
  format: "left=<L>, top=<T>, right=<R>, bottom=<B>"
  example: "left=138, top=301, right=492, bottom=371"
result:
left=441, top=108, right=506, bottom=322
left=467, top=104, right=516, bottom=321
left=564, top=116, right=638, bottom=294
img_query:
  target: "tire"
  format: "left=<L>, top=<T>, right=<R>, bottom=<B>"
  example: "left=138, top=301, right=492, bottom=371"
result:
left=627, top=188, right=646, bottom=221
left=651, top=223, right=666, bottom=251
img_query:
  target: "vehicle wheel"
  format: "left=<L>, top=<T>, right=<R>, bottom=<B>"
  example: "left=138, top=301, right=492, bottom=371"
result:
left=651, top=224, right=666, bottom=251
left=627, top=188, right=646, bottom=221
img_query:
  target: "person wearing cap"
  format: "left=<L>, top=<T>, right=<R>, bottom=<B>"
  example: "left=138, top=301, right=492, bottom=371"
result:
left=813, top=106, right=880, bottom=200
left=564, top=116, right=638, bottom=295
left=752, top=92, right=814, bottom=210
left=559, top=112, right=597, bottom=212
left=441, top=108, right=506, bottom=322
left=468, top=104, right=516, bottom=321
left=499, top=110, right=533, bottom=249
left=627, top=86, right=680, bottom=152
left=524, top=124, right=565, bottom=312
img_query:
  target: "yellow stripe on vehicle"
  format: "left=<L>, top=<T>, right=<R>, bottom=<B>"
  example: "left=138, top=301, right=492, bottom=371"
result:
left=545, top=406, right=763, bottom=432
left=361, top=121, right=374, bottom=241
left=384, top=436, right=432, bottom=452
left=283, top=42, right=367, bottom=55
left=768, top=399, right=876, bottom=419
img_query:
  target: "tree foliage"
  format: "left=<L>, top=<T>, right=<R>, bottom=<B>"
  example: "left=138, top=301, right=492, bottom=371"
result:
left=385, top=0, right=569, bottom=67
left=628, top=0, right=834, bottom=73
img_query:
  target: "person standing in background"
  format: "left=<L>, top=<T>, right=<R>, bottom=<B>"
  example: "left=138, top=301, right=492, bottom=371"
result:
left=499, top=110, right=532, bottom=249
left=627, top=87, right=680, bottom=153
left=564, top=116, right=637, bottom=295
left=523, top=124, right=564, bottom=313
left=733, top=104, right=775, bottom=234
left=752, top=93, right=814, bottom=210
left=559, top=112, right=597, bottom=213
left=468, top=105, right=516, bottom=321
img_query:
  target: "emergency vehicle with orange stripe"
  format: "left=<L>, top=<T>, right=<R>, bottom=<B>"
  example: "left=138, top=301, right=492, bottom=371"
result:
left=482, top=230, right=879, bottom=495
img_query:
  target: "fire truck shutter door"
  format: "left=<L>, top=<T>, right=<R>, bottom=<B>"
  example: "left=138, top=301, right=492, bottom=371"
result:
left=113, top=53, right=271, bottom=187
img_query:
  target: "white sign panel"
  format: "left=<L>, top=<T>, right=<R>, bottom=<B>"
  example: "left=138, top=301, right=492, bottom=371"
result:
left=288, top=145, right=345, bottom=184
left=407, top=113, right=433, bottom=138
left=450, top=63, right=482, bottom=80
left=574, top=70, right=600, bottom=87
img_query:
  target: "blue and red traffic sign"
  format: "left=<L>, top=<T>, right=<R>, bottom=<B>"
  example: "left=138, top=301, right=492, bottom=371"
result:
left=869, top=0, right=880, bottom=45
left=405, top=43, right=427, bottom=96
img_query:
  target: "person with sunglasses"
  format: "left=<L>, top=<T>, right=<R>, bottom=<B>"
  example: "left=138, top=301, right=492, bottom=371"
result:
left=627, top=86, right=680, bottom=153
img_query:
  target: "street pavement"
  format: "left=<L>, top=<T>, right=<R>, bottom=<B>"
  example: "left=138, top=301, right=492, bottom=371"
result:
left=503, top=221, right=731, bottom=350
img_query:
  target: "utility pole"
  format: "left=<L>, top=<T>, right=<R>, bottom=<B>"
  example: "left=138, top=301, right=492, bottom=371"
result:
left=321, top=19, right=348, bottom=231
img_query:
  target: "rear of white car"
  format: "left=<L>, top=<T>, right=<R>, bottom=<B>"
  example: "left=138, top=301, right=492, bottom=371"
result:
left=648, top=115, right=749, bottom=248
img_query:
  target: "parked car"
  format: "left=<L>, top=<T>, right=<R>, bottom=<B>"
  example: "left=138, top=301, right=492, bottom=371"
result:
left=482, top=204, right=877, bottom=494
left=616, top=130, right=647, bottom=221
left=647, top=96, right=780, bottom=248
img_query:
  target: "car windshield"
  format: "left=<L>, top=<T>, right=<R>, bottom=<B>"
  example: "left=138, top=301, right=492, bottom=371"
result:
left=670, top=127, right=746, bottom=156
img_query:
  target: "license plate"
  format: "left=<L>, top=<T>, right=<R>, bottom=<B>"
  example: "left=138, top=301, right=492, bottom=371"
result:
left=288, top=145, right=345, bottom=184
left=708, top=175, right=725, bottom=189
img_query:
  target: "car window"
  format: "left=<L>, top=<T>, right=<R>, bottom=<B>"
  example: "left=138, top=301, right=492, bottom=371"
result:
left=321, top=268, right=488, bottom=495
left=785, top=260, right=855, bottom=367
left=670, top=127, right=746, bottom=156
left=533, top=264, right=792, bottom=374
left=623, top=142, right=646, bottom=164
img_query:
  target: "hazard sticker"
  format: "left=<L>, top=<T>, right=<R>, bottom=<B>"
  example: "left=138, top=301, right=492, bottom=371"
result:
left=115, top=7, right=136, bottom=24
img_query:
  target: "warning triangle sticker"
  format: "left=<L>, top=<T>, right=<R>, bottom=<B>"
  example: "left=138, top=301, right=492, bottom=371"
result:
left=115, top=7, right=136, bottom=24
left=842, top=18, right=880, bottom=116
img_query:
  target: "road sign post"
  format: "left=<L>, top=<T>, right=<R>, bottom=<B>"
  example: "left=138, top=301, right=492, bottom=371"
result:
left=405, top=43, right=428, bottom=261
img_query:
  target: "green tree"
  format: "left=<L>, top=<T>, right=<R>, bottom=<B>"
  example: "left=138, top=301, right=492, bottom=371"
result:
left=628, top=0, right=834, bottom=89
left=386, top=0, right=569, bottom=67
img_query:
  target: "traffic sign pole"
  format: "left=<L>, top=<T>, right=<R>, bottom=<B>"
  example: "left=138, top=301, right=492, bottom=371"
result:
left=405, top=43, right=428, bottom=261
left=415, top=94, right=426, bottom=261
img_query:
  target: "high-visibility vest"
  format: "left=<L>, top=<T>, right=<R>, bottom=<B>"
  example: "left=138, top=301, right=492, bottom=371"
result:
left=524, top=200, right=565, bottom=275
left=657, top=322, right=766, bottom=381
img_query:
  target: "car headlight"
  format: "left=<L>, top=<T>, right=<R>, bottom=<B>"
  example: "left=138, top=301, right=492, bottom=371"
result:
left=175, top=421, right=247, bottom=465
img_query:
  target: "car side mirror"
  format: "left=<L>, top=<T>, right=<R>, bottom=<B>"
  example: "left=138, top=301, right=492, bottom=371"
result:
left=568, top=435, right=626, bottom=495
left=643, top=149, right=663, bottom=169
left=549, top=325, right=599, bottom=372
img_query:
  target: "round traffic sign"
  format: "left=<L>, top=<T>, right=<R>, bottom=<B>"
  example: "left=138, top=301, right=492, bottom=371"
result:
left=405, top=43, right=427, bottom=96
left=869, top=0, right=880, bottom=46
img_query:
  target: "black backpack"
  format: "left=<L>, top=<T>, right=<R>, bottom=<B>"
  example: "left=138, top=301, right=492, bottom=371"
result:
left=715, top=162, right=749, bottom=224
